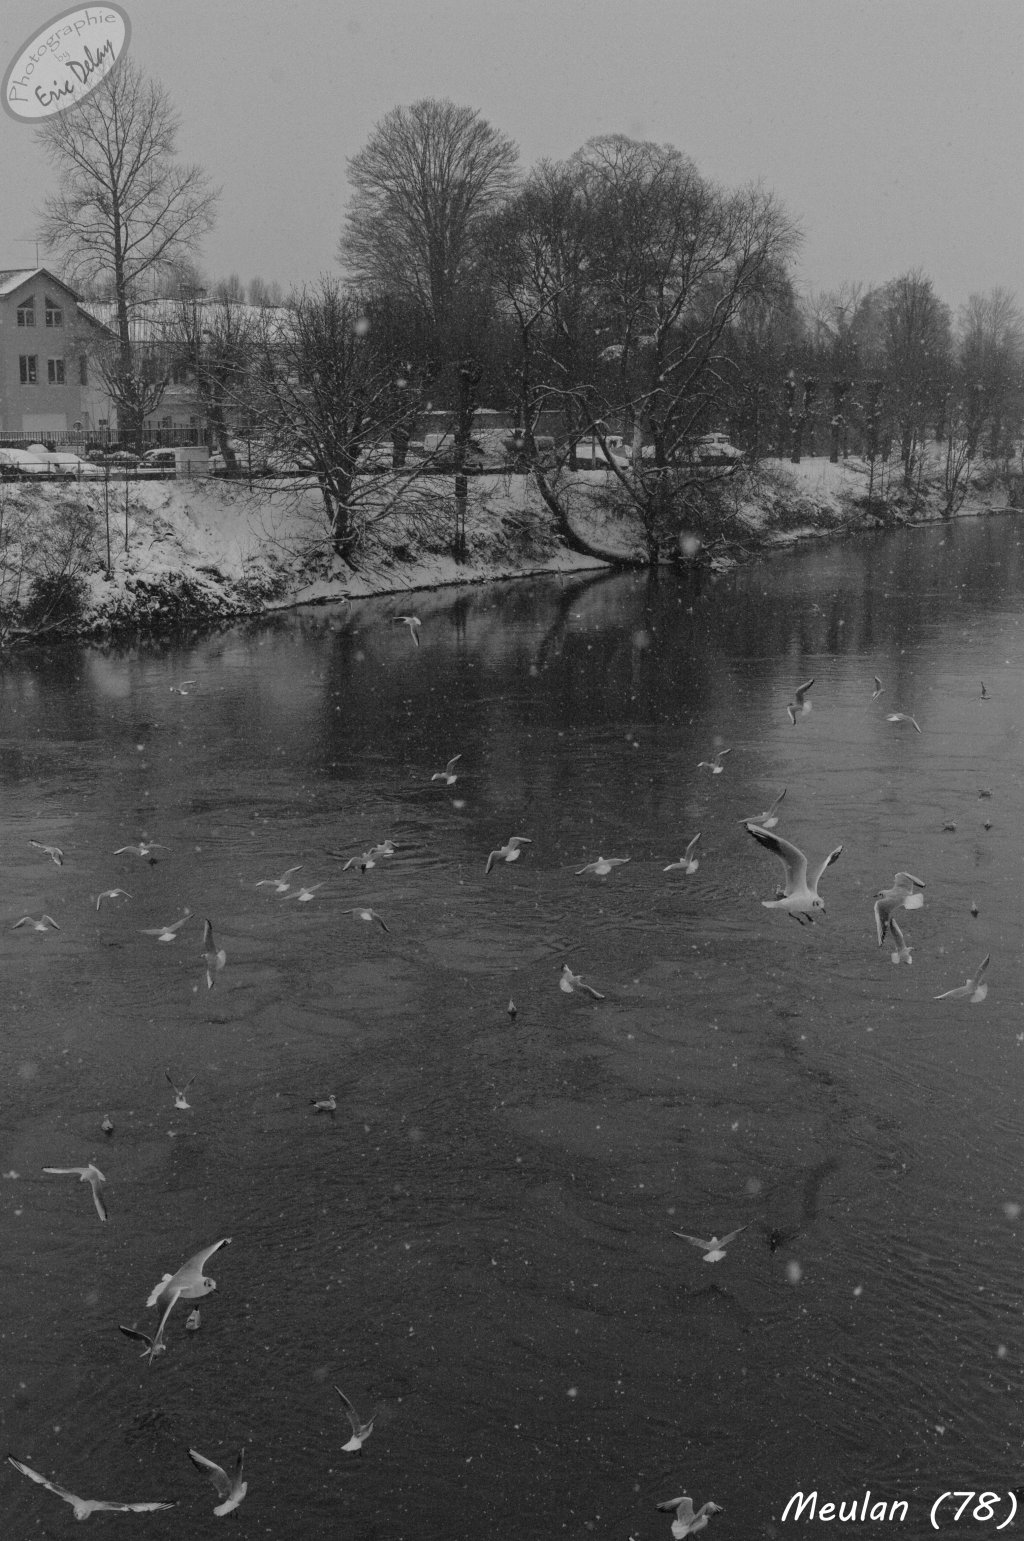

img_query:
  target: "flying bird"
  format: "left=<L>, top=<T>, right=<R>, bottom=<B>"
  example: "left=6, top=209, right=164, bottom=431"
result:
left=147, top=1238, right=231, bottom=1340
left=745, top=823, right=843, bottom=923
left=28, top=840, right=63, bottom=866
left=874, top=871, right=925, bottom=947
left=13, top=914, right=60, bottom=931
left=6, top=1456, right=176, bottom=1520
left=431, top=755, right=462, bottom=785
left=697, top=747, right=730, bottom=774
left=887, top=915, right=913, bottom=966
left=980, top=681, right=990, bottom=700
left=872, top=676, right=884, bottom=699
left=485, top=836, right=532, bottom=874
left=559, top=964, right=605, bottom=999
left=576, top=856, right=630, bottom=876
left=664, top=834, right=701, bottom=874
left=165, top=1072, right=196, bottom=1110
left=95, top=888, right=132, bottom=909
left=344, top=907, right=390, bottom=933
left=118, top=1322, right=167, bottom=1363
left=169, top=679, right=198, bottom=695
left=672, top=1226, right=748, bottom=1263
left=201, top=919, right=226, bottom=988
left=140, top=911, right=191, bottom=943
left=115, top=841, right=167, bottom=861
left=42, top=1163, right=107, bottom=1222
left=255, top=864, right=302, bottom=893
left=395, top=614, right=422, bottom=646
left=187, top=1448, right=247, bottom=1517
left=655, top=1496, right=724, bottom=1538
left=738, top=788, right=786, bottom=830
left=934, top=955, right=990, bottom=1004
left=886, top=712, right=921, bottom=732
left=284, top=882, right=324, bottom=903
left=335, top=1387, right=378, bottom=1452
left=786, top=676, right=814, bottom=724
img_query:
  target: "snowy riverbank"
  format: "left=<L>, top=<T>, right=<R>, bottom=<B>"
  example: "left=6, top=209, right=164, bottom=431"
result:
left=0, top=455, right=1016, bottom=643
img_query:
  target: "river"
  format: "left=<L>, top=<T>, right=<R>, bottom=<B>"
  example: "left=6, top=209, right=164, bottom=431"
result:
left=1, top=515, right=1022, bottom=1537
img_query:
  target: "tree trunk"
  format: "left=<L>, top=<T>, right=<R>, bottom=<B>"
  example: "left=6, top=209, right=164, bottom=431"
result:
left=532, top=467, right=645, bottom=565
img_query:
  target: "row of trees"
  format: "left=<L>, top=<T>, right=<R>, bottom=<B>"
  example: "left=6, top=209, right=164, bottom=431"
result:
left=35, top=75, right=1024, bottom=563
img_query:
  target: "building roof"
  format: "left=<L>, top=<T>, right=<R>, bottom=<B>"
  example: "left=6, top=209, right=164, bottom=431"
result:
left=0, top=267, right=81, bottom=299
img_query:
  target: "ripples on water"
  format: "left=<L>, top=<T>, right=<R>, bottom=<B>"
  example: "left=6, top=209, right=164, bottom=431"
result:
left=1, top=518, right=1023, bottom=1535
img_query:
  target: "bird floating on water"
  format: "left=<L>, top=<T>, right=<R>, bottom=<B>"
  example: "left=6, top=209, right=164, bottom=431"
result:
left=188, top=1448, right=247, bottom=1517
left=745, top=824, right=843, bottom=924
left=101, top=1115, right=114, bottom=1138
left=672, top=1226, right=748, bottom=1263
left=664, top=834, right=701, bottom=874
left=6, top=1456, right=175, bottom=1520
left=786, top=676, right=814, bottom=724
left=485, top=836, right=531, bottom=874
left=980, top=681, right=990, bottom=700
left=311, top=1094, right=337, bottom=1115
left=935, top=955, right=990, bottom=1004
left=335, top=1387, right=378, bottom=1452
left=169, top=679, right=198, bottom=695
left=42, top=1162, right=107, bottom=1221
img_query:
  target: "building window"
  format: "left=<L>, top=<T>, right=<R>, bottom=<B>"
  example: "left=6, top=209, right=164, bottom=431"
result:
left=79, top=356, right=88, bottom=386
left=17, top=298, right=35, bottom=327
left=44, top=297, right=64, bottom=327
left=47, top=358, right=66, bottom=385
left=19, top=355, right=37, bottom=384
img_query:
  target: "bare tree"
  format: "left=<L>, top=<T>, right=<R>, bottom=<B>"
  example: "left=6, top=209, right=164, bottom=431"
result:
left=254, top=278, right=435, bottom=566
left=879, top=270, right=952, bottom=484
left=958, top=289, right=1024, bottom=458
left=163, top=290, right=261, bottom=472
left=338, top=98, right=518, bottom=352
left=36, top=58, right=218, bottom=447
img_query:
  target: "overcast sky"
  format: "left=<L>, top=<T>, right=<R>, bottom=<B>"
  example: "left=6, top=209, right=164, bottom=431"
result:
left=2, top=0, right=1021, bottom=315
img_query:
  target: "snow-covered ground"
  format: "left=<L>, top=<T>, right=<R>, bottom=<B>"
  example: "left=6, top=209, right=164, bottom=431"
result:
left=0, top=456, right=1014, bottom=641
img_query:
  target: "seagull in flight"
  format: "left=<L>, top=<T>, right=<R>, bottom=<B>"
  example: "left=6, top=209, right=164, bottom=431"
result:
left=330, top=840, right=397, bottom=872
left=697, top=747, right=730, bottom=774
left=115, top=841, right=167, bottom=861
left=559, top=964, right=605, bottom=999
left=738, top=788, right=786, bottom=831
left=431, top=755, right=462, bottom=785
left=28, top=839, right=63, bottom=866
left=485, top=835, right=532, bottom=874
left=335, top=1387, right=378, bottom=1452
left=118, top=1322, right=168, bottom=1362
left=165, top=1072, right=196, bottom=1110
left=284, top=882, right=324, bottom=903
left=935, top=955, right=990, bottom=1004
left=395, top=614, right=422, bottom=646
left=169, top=679, right=198, bottom=695
left=344, top=907, right=390, bottom=933
left=886, top=712, right=921, bottom=732
left=41, top=1163, right=108, bottom=1221
left=872, top=676, right=884, bottom=699
left=255, top=864, right=302, bottom=893
left=201, top=919, right=226, bottom=988
left=786, top=676, right=814, bottom=724
left=6, top=1456, right=175, bottom=1520
left=140, top=911, right=191, bottom=943
left=980, top=681, right=990, bottom=700
left=874, top=871, right=925, bottom=947
left=95, top=888, right=132, bottom=910
left=745, top=823, right=843, bottom=923
left=672, top=1225, right=748, bottom=1263
left=887, top=914, right=914, bottom=965
left=576, top=856, right=630, bottom=876
left=664, top=834, right=700, bottom=874
left=187, top=1448, right=247, bottom=1516
left=147, top=1238, right=231, bottom=1340
left=655, top=1495, right=724, bottom=1538
left=13, top=914, right=60, bottom=931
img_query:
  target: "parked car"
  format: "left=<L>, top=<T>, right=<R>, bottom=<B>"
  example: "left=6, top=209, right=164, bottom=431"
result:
left=209, top=439, right=270, bottom=476
left=85, top=445, right=140, bottom=468
left=0, top=444, right=101, bottom=479
left=140, top=448, right=178, bottom=471
left=569, top=434, right=629, bottom=469
left=696, top=432, right=743, bottom=465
